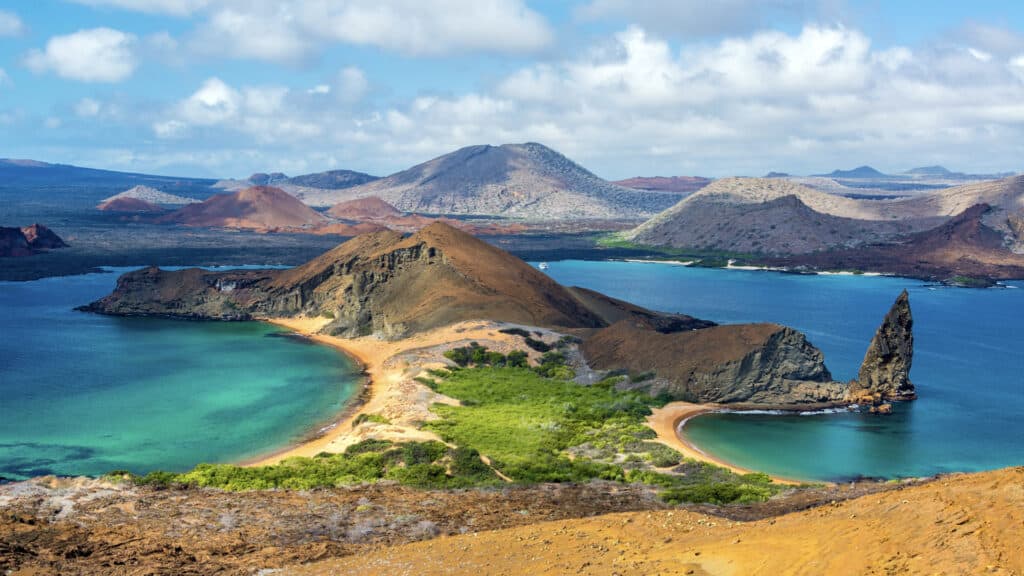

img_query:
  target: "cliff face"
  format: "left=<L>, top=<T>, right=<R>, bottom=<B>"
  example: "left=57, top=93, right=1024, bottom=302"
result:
left=583, top=320, right=847, bottom=405
left=848, top=290, right=915, bottom=401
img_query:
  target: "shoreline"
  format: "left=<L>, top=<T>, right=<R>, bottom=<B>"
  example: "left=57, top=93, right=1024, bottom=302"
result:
left=648, top=402, right=807, bottom=486
left=245, top=318, right=532, bottom=466
left=245, top=318, right=812, bottom=486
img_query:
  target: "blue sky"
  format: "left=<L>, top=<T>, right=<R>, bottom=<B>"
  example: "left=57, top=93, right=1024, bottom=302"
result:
left=2, top=1, right=1024, bottom=179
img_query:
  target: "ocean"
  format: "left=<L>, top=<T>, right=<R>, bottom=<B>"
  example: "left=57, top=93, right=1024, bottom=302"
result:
left=0, top=268, right=360, bottom=480
left=541, top=260, right=1024, bottom=482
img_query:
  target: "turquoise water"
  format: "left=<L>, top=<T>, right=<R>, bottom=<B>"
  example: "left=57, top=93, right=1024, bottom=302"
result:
left=541, top=260, right=1024, bottom=482
left=0, top=269, right=360, bottom=481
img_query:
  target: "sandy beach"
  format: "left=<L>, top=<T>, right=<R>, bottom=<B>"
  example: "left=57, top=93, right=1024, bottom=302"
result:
left=248, top=318, right=544, bottom=466
left=648, top=402, right=802, bottom=485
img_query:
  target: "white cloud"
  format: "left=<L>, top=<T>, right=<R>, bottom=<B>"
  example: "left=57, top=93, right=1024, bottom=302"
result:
left=967, top=47, right=992, bottom=62
left=292, top=0, right=553, bottom=56
left=0, top=68, right=8, bottom=87
left=0, top=10, right=24, bottom=36
left=193, top=6, right=312, bottom=62
left=335, top=67, right=368, bottom=102
left=76, top=0, right=551, bottom=61
left=74, top=98, right=103, bottom=117
left=178, top=77, right=240, bottom=125
left=25, top=28, right=138, bottom=82
left=155, top=77, right=324, bottom=143
left=44, top=117, right=62, bottom=129
left=108, top=23, right=1024, bottom=177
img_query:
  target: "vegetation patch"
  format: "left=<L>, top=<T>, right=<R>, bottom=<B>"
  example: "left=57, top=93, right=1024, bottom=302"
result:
left=120, top=345, right=783, bottom=504
left=115, top=439, right=501, bottom=491
left=352, top=413, right=391, bottom=427
left=422, top=355, right=782, bottom=503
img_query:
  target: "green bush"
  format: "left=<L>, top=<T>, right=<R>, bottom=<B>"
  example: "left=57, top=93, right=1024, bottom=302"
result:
left=352, top=413, right=391, bottom=427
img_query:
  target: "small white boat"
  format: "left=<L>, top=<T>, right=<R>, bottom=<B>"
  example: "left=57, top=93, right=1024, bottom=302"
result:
left=538, top=262, right=549, bottom=270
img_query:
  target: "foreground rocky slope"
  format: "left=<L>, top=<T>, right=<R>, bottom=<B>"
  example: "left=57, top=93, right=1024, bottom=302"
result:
left=295, top=143, right=680, bottom=219
left=0, top=471, right=935, bottom=575
left=290, top=467, right=1024, bottom=576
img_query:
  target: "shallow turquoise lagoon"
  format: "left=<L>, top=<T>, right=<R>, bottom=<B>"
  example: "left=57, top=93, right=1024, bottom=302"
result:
left=0, top=268, right=360, bottom=480
left=541, top=260, right=1024, bottom=482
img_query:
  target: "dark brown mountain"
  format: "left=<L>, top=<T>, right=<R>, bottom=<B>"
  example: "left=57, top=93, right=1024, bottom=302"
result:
left=159, top=186, right=326, bottom=230
left=0, top=224, right=67, bottom=257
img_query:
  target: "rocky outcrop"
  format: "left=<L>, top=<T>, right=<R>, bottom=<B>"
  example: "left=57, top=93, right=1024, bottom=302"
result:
left=848, top=290, right=916, bottom=401
left=583, top=320, right=847, bottom=405
left=0, top=224, right=67, bottom=257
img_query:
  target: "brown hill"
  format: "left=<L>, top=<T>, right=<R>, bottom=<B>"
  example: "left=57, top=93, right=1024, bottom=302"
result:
left=294, top=142, right=680, bottom=219
left=583, top=320, right=845, bottom=405
left=96, top=196, right=167, bottom=213
left=262, top=223, right=610, bottom=336
left=612, top=175, right=712, bottom=195
left=291, top=467, right=1024, bottom=576
left=326, top=196, right=402, bottom=220
left=159, top=186, right=326, bottom=230
left=767, top=203, right=1024, bottom=280
left=83, top=222, right=616, bottom=337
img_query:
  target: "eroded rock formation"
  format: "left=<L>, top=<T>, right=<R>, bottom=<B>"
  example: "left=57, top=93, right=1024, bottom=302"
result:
left=848, top=290, right=916, bottom=401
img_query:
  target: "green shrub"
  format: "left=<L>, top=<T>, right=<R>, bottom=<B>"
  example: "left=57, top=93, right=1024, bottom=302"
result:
left=352, top=413, right=391, bottom=427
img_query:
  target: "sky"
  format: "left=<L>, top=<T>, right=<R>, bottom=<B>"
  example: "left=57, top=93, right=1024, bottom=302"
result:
left=2, top=1, right=1024, bottom=179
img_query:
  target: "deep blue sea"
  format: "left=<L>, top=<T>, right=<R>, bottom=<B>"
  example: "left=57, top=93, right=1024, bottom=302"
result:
left=0, top=268, right=360, bottom=481
left=541, top=260, right=1024, bottom=482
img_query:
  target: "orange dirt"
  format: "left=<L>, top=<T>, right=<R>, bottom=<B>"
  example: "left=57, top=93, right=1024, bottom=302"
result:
left=287, top=466, right=1024, bottom=576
